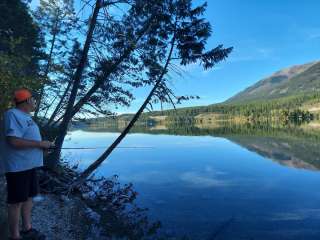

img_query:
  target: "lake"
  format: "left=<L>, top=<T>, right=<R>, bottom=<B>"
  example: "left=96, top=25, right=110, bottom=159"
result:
left=63, top=123, right=320, bottom=239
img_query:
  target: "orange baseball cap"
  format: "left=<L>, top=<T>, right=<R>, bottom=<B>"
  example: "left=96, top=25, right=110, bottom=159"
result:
left=14, top=88, right=33, bottom=104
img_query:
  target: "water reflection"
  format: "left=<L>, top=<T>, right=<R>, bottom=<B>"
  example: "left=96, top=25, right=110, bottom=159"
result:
left=85, top=120, right=320, bottom=171
left=65, top=121, right=320, bottom=239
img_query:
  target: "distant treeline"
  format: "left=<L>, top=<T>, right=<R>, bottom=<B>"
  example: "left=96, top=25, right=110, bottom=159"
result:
left=86, top=92, right=320, bottom=127
left=85, top=117, right=320, bottom=142
left=143, top=92, right=320, bottom=123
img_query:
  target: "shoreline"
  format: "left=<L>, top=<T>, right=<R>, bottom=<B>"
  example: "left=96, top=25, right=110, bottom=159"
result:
left=0, top=176, right=94, bottom=240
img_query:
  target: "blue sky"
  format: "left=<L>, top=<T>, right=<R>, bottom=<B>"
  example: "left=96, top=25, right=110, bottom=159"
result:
left=167, top=0, right=320, bottom=108
left=31, top=0, right=320, bottom=114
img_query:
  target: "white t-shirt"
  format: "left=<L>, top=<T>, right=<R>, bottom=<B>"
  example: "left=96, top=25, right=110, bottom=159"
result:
left=3, top=108, right=43, bottom=173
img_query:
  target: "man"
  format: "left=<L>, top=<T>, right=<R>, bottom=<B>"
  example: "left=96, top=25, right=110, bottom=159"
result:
left=3, top=88, right=54, bottom=240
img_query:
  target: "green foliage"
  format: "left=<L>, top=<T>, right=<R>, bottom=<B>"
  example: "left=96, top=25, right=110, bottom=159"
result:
left=143, top=92, right=320, bottom=123
left=0, top=0, right=43, bottom=111
left=32, top=0, right=79, bottom=116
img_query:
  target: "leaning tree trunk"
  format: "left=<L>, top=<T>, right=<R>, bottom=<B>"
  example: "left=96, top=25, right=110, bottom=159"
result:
left=69, top=34, right=176, bottom=190
left=44, top=79, right=72, bottom=128
left=63, top=15, right=155, bottom=123
left=46, top=0, right=102, bottom=169
left=34, top=18, right=59, bottom=119
left=49, top=13, right=155, bottom=168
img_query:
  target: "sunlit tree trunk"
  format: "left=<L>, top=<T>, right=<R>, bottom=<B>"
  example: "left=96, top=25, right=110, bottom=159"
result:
left=47, top=0, right=102, bottom=169
left=71, top=34, right=176, bottom=188
left=34, top=17, right=59, bottom=119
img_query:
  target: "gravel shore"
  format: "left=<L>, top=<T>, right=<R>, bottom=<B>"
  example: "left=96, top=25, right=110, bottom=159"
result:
left=0, top=176, right=93, bottom=240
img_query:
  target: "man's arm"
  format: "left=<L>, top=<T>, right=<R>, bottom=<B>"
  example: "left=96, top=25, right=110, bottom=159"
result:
left=6, top=136, right=54, bottom=149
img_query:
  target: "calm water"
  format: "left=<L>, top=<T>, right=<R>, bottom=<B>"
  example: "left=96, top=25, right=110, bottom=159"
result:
left=63, top=125, right=320, bottom=240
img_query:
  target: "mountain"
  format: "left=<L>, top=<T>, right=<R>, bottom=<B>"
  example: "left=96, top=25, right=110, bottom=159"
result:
left=86, top=60, right=320, bottom=123
left=226, top=60, right=320, bottom=103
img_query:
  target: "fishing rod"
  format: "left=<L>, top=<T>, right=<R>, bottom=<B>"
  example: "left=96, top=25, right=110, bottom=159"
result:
left=49, top=146, right=154, bottom=150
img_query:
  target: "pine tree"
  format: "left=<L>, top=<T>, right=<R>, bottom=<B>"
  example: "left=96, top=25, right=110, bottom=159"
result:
left=0, top=0, right=43, bottom=112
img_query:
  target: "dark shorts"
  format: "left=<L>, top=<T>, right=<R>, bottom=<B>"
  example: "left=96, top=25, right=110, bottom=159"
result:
left=5, top=168, right=40, bottom=204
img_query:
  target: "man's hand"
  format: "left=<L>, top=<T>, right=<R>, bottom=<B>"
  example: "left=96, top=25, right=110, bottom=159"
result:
left=39, top=141, right=55, bottom=149
left=7, top=136, right=55, bottom=150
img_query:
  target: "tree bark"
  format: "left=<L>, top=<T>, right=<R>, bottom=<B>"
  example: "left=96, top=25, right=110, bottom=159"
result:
left=71, top=34, right=176, bottom=188
left=47, top=0, right=102, bottom=169
left=65, top=15, right=155, bottom=122
left=34, top=18, right=59, bottom=119
left=49, top=14, right=155, bottom=168
left=44, top=79, right=72, bottom=127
